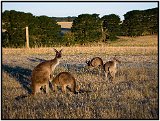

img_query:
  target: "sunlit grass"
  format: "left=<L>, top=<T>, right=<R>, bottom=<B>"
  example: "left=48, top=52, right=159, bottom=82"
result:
left=3, top=46, right=158, bottom=57
left=3, top=35, right=158, bottom=56
left=108, top=35, right=158, bottom=47
left=2, top=35, right=158, bottom=119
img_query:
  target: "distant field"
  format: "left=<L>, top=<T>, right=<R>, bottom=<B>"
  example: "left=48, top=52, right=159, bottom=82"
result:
left=2, top=35, right=158, bottom=119
left=110, top=35, right=158, bottom=47
left=57, top=22, right=72, bottom=28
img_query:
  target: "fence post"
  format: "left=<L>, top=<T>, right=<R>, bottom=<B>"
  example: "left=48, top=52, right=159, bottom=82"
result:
left=26, top=26, right=29, bottom=48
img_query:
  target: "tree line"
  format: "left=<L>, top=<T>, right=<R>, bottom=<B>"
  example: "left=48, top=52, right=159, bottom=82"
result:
left=2, top=7, right=158, bottom=48
left=122, top=7, right=158, bottom=36
left=52, top=16, right=76, bottom=22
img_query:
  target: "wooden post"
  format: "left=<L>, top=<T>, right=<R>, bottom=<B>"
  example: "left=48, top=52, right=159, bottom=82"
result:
left=101, top=21, right=104, bottom=42
left=101, top=21, right=104, bottom=33
left=26, top=26, right=29, bottom=48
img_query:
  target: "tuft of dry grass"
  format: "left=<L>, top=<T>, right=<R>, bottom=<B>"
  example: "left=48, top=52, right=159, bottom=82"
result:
left=122, top=89, right=144, bottom=100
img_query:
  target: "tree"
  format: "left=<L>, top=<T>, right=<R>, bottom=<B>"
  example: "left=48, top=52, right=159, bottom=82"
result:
left=101, top=14, right=121, bottom=41
left=2, top=10, right=32, bottom=47
left=122, top=7, right=158, bottom=36
left=71, top=14, right=102, bottom=45
left=2, top=10, right=61, bottom=48
left=62, top=31, right=75, bottom=46
left=29, top=15, right=61, bottom=47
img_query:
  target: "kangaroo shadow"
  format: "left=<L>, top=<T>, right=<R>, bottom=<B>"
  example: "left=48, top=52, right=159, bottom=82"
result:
left=27, top=57, right=46, bottom=63
left=2, top=64, right=32, bottom=94
left=62, top=63, right=92, bottom=74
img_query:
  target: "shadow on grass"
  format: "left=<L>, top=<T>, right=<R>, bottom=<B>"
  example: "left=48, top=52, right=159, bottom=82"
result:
left=62, top=63, right=97, bottom=74
left=2, top=64, right=32, bottom=94
left=27, top=57, right=46, bottom=63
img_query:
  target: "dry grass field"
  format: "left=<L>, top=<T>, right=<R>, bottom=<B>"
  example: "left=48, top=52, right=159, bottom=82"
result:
left=57, top=22, right=72, bottom=28
left=2, top=35, right=158, bottom=119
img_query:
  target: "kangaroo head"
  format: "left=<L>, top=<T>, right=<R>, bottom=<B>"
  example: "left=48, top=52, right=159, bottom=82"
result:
left=86, top=60, right=91, bottom=66
left=113, top=57, right=121, bottom=63
left=54, top=48, right=62, bottom=59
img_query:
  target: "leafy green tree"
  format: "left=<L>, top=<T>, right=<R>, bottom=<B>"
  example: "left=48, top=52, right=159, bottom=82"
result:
left=62, top=31, right=75, bottom=46
left=101, top=14, right=121, bottom=41
left=52, top=16, right=76, bottom=22
left=2, top=10, right=61, bottom=48
left=2, top=10, right=32, bottom=47
left=142, top=7, right=158, bottom=35
left=122, top=7, right=158, bottom=36
left=71, top=14, right=102, bottom=44
left=29, top=15, right=61, bottom=47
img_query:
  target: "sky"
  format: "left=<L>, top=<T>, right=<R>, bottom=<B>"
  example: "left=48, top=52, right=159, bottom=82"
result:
left=2, top=2, right=158, bottom=21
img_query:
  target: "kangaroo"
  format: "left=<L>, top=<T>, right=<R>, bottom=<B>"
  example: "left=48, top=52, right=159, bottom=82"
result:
left=31, top=48, right=62, bottom=95
left=86, top=57, right=103, bottom=68
left=86, top=57, right=103, bottom=75
left=103, top=57, right=120, bottom=82
left=15, top=48, right=62, bottom=100
left=51, top=72, right=80, bottom=94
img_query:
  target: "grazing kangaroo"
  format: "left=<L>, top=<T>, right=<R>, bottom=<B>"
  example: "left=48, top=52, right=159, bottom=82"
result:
left=86, top=57, right=103, bottom=75
left=103, top=57, right=120, bottom=82
left=51, top=72, right=80, bottom=94
left=31, top=48, right=62, bottom=95
left=86, top=57, right=103, bottom=68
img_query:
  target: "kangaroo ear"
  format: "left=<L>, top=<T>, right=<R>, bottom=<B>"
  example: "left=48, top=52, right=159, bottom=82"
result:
left=59, top=49, right=63, bottom=53
left=113, top=55, right=117, bottom=60
left=86, top=60, right=90, bottom=64
left=53, top=48, right=58, bottom=53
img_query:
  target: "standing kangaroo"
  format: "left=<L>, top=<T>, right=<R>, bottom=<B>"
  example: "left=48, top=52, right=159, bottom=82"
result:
left=31, top=48, right=62, bottom=95
left=103, top=57, right=120, bottom=82
left=51, top=72, right=80, bottom=94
